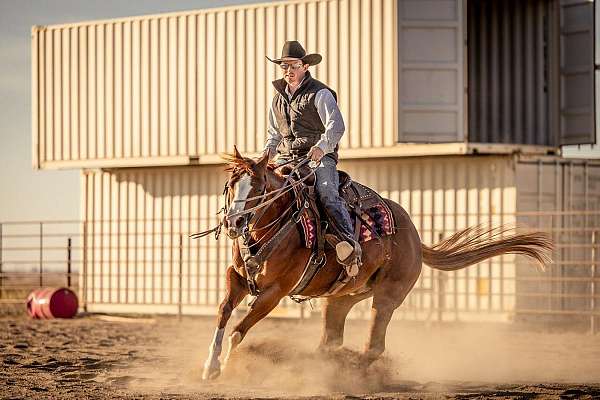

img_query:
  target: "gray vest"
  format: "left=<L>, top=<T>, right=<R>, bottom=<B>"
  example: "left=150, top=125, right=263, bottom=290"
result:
left=272, top=72, right=339, bottom=161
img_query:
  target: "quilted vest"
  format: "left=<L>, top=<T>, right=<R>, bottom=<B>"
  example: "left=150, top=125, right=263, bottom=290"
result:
left=271, top=72, right=339, bottom=161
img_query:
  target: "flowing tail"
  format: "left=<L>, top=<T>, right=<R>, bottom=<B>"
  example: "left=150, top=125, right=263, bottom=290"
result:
left=421, top=225, right=553, bottom=271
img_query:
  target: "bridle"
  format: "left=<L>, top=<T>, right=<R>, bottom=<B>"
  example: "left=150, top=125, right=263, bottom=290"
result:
left=226, top=157, right=313, bottom=237
left=226, top=174, right=267, bottom=237
left=190, top=157, right=314, bottom=242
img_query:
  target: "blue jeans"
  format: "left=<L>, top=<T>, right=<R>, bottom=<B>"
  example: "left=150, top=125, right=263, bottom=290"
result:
left=313, top=156, right=355, bottom=241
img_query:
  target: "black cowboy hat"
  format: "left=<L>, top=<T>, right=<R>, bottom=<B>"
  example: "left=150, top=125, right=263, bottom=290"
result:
left=266, top=40, right=322, bottom=66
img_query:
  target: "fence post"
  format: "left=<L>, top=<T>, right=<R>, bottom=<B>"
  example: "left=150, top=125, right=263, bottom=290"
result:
left=437, top=232, right=445, bottom=322
left=592, top=231, right=597, bottom=335
left=0, top=222, right=3, bottom=299
left=178, top=234, right=183, bottom=320
left=82, top=221, right=88, bottom=312
left=39, top=222, right=43, bottom=287
left=67, top=237, right=72, bottom=288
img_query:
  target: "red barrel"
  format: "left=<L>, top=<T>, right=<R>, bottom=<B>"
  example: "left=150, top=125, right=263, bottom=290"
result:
left=26, top=287, right=79, bottom=319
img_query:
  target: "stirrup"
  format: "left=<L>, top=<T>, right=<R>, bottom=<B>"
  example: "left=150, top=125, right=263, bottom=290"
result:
left=345, top=259, right=360, bottom=277
left=335, top=241, right=362, bottom=277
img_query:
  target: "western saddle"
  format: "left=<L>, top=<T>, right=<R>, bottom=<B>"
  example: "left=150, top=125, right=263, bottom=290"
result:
left=277, top=163, right=392, bottom=301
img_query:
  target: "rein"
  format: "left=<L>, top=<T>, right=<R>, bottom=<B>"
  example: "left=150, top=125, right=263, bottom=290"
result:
left=228, top=156, right=313, bottom=297
left=189, top=157, right=313, bottom=240
left=226, top=159, right=312, bottom=220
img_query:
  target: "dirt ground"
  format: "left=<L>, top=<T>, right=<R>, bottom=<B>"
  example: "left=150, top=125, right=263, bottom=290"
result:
left=1, top=310, right=600, bottom=399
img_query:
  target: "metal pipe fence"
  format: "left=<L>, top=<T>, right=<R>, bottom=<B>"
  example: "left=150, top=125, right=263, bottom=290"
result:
left=0, top=221, right=80, bottom=305
left=0, top=212, right=598, bottom=332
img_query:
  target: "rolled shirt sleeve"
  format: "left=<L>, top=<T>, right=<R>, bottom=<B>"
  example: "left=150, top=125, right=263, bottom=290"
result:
left=314, top=89, right=346, bottom=154
left=263, top=104, right=282, bottom=159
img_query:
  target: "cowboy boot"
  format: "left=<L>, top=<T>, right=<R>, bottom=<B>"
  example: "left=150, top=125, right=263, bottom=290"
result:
left=335, top=237, right=362, bottom=277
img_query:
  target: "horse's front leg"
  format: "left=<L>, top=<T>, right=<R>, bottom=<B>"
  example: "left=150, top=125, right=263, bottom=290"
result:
left=202, top=265, right=248, bottom=380
left=222, top=283, right=287, bottom=368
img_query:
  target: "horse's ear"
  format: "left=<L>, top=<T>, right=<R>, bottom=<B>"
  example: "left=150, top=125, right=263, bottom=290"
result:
left=255, top=152, right=269, bottom=172
left=233, top=145, right=243, bottom=159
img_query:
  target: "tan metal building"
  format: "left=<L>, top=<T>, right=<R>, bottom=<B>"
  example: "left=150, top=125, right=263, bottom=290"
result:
left=79, top=156, right=600, bottom=322
left=31, top=0, right=600, bottom=322
left=32, top=0, right=598, bottom=170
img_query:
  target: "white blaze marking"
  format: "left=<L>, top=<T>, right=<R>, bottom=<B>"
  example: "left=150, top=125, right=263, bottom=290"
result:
left=229, top=174, right=253, bottom=215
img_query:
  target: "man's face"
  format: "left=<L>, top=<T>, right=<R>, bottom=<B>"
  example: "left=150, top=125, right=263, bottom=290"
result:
left=280, top=57, right=308, bottom=87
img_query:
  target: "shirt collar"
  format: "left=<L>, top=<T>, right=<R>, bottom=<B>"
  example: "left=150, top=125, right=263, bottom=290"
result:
left=272, top=71, right=312, bottom=100
left=285, top=76, right=307, bottom=100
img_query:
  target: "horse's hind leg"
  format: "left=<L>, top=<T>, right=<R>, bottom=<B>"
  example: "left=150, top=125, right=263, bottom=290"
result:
left=202, top=265, right=248, bottom=380
left=363, top=290, right=399, bottom=364
left=363, top=274, right=419, bottom=365
left=319, top=291, right=372, bottom=351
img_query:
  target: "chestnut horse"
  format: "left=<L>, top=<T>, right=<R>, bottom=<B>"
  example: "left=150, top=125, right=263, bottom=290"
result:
left=200, top=150, right=552, bottom=380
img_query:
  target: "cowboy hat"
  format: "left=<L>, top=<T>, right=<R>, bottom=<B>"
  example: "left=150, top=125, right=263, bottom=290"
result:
left=266, top=40, right=322, bottom=66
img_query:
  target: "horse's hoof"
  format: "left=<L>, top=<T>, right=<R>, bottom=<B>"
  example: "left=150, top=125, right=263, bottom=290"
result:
left=202, top=366, right=221, bottom=380
left=229, top=331, right=242, bottom=349
left=317, top=343, right=343, bottom=355
left=360, top=349, right=383, bottom=368
left=202, top=360, right=221, bottom=380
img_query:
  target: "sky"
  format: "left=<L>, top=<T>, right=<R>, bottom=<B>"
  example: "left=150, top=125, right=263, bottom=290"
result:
left=0, top=0, right=266, bottom=222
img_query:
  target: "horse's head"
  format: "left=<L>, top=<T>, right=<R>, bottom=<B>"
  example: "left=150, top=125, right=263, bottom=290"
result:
left=222, top=146, right=270, bottom=239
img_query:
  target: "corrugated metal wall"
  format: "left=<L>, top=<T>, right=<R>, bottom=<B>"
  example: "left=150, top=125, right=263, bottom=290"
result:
left=81, top=165, right=228, bottom=313
left=468, top=0, right=551, bottom=146
left=32, top=0, right=398, bottom=169
left=81, top=155, right=519, bottom=320
left=343, top=156, right=517, bottom=320
left=397, top=0, right=465, bottom=143
left=516, top=158, right=600, bottom=322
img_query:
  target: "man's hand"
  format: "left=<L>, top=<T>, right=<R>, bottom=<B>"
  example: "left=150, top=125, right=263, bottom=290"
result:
left=307, top=146, right=325, bottom=162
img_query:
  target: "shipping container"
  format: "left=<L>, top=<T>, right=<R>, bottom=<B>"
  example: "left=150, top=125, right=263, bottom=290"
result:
left=32, top=0, right=599, bottom=170
left=468, top=0, right=597, bottom=148
left=32, top=0, right=398, bottom=170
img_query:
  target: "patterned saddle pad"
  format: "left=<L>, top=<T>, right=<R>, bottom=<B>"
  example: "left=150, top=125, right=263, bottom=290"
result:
left=298, top=203, right=395, bottom=249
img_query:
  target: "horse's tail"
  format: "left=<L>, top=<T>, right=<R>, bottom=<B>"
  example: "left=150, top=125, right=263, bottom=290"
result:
left=421, top=225, right=553, bottom=271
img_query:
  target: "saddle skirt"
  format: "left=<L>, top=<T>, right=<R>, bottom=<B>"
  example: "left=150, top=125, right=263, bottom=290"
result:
left=297, top=170, right=396, bottom=248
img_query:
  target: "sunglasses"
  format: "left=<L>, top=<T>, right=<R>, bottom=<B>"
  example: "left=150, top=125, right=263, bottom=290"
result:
left=279, top=62, right=305, bottom=71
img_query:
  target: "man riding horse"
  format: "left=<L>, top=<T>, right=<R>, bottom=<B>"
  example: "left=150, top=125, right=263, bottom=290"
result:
left=262, top=40, right=362, bottom=277
left=198, top=41, right=552, bottom=381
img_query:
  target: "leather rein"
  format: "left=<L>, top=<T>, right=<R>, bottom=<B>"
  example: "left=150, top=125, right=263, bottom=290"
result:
left=189, top=157, right=312, bottom=241
left=227, top=157, right=316, bottom=296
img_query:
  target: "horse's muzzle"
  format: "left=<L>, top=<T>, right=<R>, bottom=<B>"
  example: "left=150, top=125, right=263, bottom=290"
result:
left=224, top=214, right=247, bottom=239
left=226, top=227, right=242, bottom=239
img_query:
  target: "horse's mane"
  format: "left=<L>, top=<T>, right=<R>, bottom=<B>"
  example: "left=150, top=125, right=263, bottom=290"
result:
left=222, top=154, right=254, bottom=176
left=221, top=152, right=281, bottom=184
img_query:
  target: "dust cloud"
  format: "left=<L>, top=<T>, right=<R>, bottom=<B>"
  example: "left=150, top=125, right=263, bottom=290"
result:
left=120, top=314, right=600, bottom=397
